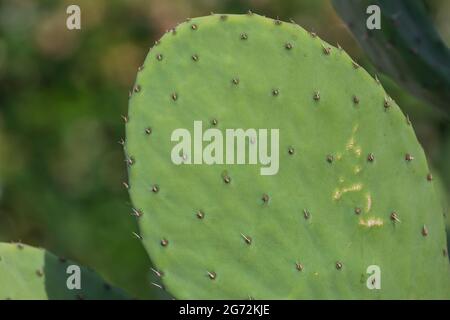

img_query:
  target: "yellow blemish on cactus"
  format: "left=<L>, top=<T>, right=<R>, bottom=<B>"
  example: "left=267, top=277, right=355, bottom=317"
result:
left=332, top=124, right=365, bottom=201
left=333, top=183, right=363, bottom=200
left=346, top=137, right=355, bottom=151
left=359, top=217, right=383, bottom=228
left=365, top=193, right=372, bottom=212
left=345, top=125, right=362, bottom=156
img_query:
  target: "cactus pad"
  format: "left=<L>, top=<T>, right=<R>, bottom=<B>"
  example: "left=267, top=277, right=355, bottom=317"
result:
left=0, top=243, right=128, bottom=300
left=126, top=14, right=450, bottom=299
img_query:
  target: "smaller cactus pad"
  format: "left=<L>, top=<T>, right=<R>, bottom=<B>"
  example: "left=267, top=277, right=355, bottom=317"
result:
left=0, top=243, right=128, bottom=300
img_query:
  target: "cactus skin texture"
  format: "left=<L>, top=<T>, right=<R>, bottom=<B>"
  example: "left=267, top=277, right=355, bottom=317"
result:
left=332, top=0, right=450, bottom=115
left=0, top=243, right=128, bottom=300
left=126, top=14, right=450, bottom=299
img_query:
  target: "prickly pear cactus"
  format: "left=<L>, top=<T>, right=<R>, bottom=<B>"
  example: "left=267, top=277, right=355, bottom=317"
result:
left=0, top=243, right=128, bottom=300
left=126, top=14, right=450, bottom=299
left=332, top=0, right=450, bottom=115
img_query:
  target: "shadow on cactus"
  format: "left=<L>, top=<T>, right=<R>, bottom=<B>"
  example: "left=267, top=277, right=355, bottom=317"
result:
left=125, top=14, right=450, bottom=299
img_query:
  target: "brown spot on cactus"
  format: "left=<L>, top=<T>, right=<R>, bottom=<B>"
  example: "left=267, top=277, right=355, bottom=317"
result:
left=367, top=153, right=375, bottom=162
left=336, top=262, right=343, bottom=270
left=156, top=54, right=163, bottom=61
left=151, top=267, right=164, bottom=278
left=192, top=54, right=199, bottom=62
left=223, top=174, right=231, bottom=184
left=196, top=210, right=205, bottom=219
left=171, top=93, right=178, bottom=101
left=285, top=43, right=293, bottom=50
left=390, top=211, right=400, bottom=223
left=262, top=193, right=270, bottom=204
left=296, top=262, right=304, bottom=271
left=161, top=239, right=169, bottom=247
left=288, top=147, right=295, bottom=155
left=303, top=209, right=310, bottom=220
left=125, top=156, right=135, bottom=166
left=313, top=91, right=320, bottom=101
left=211, top=119, right=218, bottom=126
left=426, top=173, right=433, bottom=181
left=354, top=207, right=362, bottom=215
left=322, top=45, right=331, bottom=55
left=152, top=185, right=159, bottom=193
left=405, top=153, right=414, bottom=162
left=422, top=225, right=428, bottom=237
left=241, top=234, right=252, bottom=245
left=240, top=33, right=248, bottom=40
left=384, top=97, right=391, bottom=110
left=232, top=78, right=239, bottom=85
left=132, top=208, right=143, bottom=217
left=326, top=154, right=334, bottom=163
left=353, top=95, right=360, bottom=104
left=272, top=89, right=279, bottom=96
left=191, top=24, right=198, bottom=30
left=123, top=181, right=129, bottom=189
left=208, top=271, right=217, bottom=280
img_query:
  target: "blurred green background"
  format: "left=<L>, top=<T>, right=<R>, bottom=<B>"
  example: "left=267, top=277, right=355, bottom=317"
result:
left=0, top=0, right=448, bottom=298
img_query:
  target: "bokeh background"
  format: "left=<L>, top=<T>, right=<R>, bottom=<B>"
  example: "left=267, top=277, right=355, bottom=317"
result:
left=0, top=0, right=449, bottom=298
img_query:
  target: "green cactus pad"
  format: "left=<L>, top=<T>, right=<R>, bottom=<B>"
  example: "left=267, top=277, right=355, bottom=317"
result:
left=126, top=14, right=450, bottom=299
left=0, top=243, right=128, bottom=300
